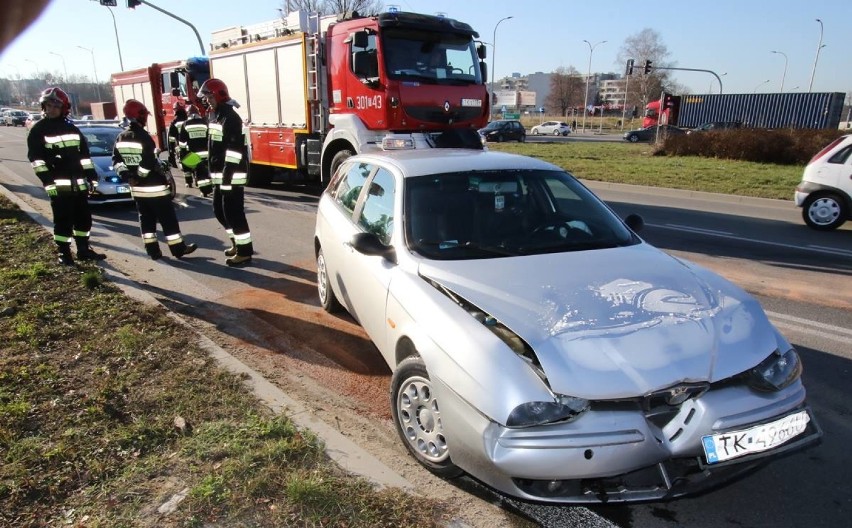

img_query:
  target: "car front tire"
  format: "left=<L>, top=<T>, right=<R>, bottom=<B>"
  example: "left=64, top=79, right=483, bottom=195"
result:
left=553, top=130, right=561, bottom=136
left=802, top=192, right=847, bottom=230
left=628, top=134, right=640, bottom=143
left=391, top=356, right=463, bottom=478
left=316, top=247, right=342, bottom=312
left=532, top=129, right=540, bottom=135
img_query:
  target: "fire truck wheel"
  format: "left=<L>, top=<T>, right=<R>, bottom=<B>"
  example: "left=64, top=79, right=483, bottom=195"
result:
left=330, top=149, right=353, bottom=177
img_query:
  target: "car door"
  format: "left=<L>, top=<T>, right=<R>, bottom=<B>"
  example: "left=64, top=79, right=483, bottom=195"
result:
left=337, top=165, right=399, bottom=351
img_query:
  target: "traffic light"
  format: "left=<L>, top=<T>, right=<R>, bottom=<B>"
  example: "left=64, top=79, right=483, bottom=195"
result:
left=127, top=0, right=142, bottom=8
left=625, top=59, right=634, bottom=76
left=643, top=60, right=653, bottom=75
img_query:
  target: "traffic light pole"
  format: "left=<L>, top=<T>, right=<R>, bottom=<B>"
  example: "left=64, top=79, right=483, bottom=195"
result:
left=647, top=66, right=724, bottom=94
left=135, top=1, right=206, bottom=56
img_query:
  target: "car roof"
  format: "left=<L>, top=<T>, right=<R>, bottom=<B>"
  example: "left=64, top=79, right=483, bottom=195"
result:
left=74, top=121, right=123, bottom=128
left=346, top=148, right=563, bottom=178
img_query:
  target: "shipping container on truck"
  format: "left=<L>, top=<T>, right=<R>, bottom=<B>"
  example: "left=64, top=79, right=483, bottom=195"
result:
left=208, top=9, right=490, bottom=185
left=110, top=57, right=210, bottom=149
left=643, top=92, right=845, bottom=130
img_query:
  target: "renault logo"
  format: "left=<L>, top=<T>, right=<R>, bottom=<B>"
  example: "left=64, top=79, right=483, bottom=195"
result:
left=443, top=101, right=451, bottom=113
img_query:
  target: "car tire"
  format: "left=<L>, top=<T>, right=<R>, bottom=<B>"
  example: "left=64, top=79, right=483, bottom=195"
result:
left=532, top=129, right=540, bottom=135
left=518, top=133, right=525, bottom=143
left=628, top=134, right=640, bottom=143
left=553, top=130, right=561, bottom=136
left=329, top=148, right=353, bottom=179
left=391, top=356, right=463, bottom=478
left=802, top=192, right=847, bottom=231
left=495, top=134, right=504, bottom=143
left=316, top=247, right=342, bottom=313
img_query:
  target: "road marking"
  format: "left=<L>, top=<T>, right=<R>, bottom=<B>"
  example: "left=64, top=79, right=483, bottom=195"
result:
left=653, top=223, right=852, bottom=258
left=766, top=310, right=852, bottom=344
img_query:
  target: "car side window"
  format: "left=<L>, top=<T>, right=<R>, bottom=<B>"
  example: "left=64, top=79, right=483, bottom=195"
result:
left=332, top=161, right=374, bottom=217
left=357, top=167, right=396, bottom=245
left=828, top=145, right=852, bottom=165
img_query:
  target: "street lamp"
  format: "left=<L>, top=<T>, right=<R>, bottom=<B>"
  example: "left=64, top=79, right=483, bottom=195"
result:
left=770, top=51, right=788, bottom=93
left=105, top=6, right=125, bottom=70
left=808, top=19, right=824, bottom=92
left=490, top=16, right=513, bottom=120
left=581, top=39, right=606, bottom=134
left=752, top=79, right=770, bottom=93
left=708, top=72, right=727, bottom=94
left=49, top=51, right=68, bottom=82
left=77, top=46, right=102, bottom=102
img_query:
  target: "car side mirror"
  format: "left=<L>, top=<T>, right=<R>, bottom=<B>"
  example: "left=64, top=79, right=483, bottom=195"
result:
left=625, top=213, right=644, bottom=232
left=351, top=232, right=396, bottom=263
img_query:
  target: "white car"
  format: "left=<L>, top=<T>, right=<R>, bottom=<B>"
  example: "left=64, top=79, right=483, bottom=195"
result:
left=314, top=142, right=820, bottom=503
left=531, top=120, right=571, bottom=136
left=794, top=134, right=852, bottom=230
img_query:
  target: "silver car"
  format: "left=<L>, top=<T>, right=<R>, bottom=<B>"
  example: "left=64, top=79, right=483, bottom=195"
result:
left=531, top=120, right=571, bottom=136
left=314, top=144, right=821, bottom=503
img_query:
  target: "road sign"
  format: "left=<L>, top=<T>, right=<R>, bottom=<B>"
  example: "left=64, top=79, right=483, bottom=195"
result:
left=539, top=107, right=545, bottom=113
left=99, top=0, right=118, bottom=5
left=503, top=112, right=520, bottom=119
left=501, top=105, right=507, bottom=113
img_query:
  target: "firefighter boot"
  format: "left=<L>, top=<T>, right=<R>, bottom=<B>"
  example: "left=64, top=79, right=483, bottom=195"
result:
left=185, top=174, right=193, bottom=188
left=173, top=242, right=198, bottom=259
left=225, top=254, right=252, bottom=267
left=57, top=244, right=75, bottom=267
left=76, top=241, right=106, bottom=261
left=224, top=238, right=237, bottom=257
left=146, top=242, right=163, bottom=261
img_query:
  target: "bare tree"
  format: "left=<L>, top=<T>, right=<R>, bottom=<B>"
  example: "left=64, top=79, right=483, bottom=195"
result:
left=616, top=28, right=676, bottom=111
left=545, top=66, right=585, bottom=117
left=281, top=0, right=384, bottom=16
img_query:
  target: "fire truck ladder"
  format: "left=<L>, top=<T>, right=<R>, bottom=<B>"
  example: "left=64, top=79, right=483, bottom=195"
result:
left=304, top=12, right=325, bottom=176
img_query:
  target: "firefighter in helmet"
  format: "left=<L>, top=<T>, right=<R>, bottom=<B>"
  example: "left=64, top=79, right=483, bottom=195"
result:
left=27, top=86, right=106, bottom=266
left=112, top=99, right=198, bottom=260
left=177, top=104, right=212, bottom=197
left=167, top=101, right=190, bottom=187
left=198, top=78, right=253, bottom=267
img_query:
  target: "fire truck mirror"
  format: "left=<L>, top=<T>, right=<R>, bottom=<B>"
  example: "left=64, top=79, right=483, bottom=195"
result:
left=477, top=43, right=487, bottom=60
left=352, top=30, right=369, bottom=49
left=353, top=50, right=378, bottom=81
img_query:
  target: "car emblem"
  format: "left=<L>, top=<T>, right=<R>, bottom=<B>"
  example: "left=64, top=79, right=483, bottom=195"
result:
left=664, top=383, right=709, bottom=406
left=444, top=101, right=450, bottom=113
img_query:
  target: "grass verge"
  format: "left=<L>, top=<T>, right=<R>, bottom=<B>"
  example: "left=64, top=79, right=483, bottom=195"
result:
left=0, top=193, right=449, bottom=527
left=489, top=141, right=803, bottom=200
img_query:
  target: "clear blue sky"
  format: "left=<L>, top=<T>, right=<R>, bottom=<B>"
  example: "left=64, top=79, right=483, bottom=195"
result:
left=1, top=0, right=850, bottom=96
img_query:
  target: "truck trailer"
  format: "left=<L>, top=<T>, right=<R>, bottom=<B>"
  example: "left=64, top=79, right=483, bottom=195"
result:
left=208, top=9, right=490, bottom=185
left=643, top=92, right=845, bottom=130
left=110, top=57, right=210, bottom=149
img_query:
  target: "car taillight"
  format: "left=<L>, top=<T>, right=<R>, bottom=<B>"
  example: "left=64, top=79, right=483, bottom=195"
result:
left=809, top=136, right=847, bottom=163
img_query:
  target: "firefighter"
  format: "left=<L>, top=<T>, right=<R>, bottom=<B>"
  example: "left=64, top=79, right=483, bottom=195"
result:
left=177, top=104, right=212, bottom=197
left=197, top=78, right=253, bottom=267
left=167, top=101, right=190, bottom=187
left=27, top=86, right=106, bottom=266
left=112, top=99, right=197, bottom=260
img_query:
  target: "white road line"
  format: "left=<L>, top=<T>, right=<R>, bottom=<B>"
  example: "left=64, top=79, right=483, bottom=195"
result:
left=770, top=320, right=851, bottom=344
left=808, top=245, right=852, bottom=257
left=766, top=310, right=852, bottom=337
left=653, top=223, right=851, bottom=258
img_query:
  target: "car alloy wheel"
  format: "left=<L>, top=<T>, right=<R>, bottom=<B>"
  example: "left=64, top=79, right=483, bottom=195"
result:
left=628, top=134, right=640, bottom=142
left=553, top=130, right=561, bottom=136
left=316, top=248, right=342, bottom=312
left=391, top=356, right=462, bottom=477
left=802, top=193, right=847, bottom=231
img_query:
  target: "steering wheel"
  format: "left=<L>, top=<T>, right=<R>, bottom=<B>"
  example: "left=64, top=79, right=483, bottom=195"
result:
left=530, top=221, right=593, bottom=240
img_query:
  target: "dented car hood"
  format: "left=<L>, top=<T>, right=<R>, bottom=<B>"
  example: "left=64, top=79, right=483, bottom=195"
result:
left=417, top=243, right=777, bottom=399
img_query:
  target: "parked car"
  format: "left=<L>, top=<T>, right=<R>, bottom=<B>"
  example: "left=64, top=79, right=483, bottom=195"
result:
left=3, top=109, right=28, bottom=127
left=314, top=143, right=821, bottom=503
left=688, top=121, right=742, bottom=134
left=531, top=121, right=571, bottom=136
left=794, top=134, right=852, bottom=230
left=25, top=113, right=42, bottom=130
left=623, top=125, right=686, bottom=143
left=478, top=119, right=526, bottom=143
left=77, top=122, right=176, bottom=204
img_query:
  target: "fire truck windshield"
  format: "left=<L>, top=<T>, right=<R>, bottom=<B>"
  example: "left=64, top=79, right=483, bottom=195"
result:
left=382, top=29, right=481, bottom=85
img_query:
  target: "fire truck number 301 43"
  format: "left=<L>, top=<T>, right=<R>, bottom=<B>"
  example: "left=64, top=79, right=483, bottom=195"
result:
left=355, top=95, right=383, bottom=110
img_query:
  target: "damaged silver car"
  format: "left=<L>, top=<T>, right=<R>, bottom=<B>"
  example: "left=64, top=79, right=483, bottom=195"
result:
left=313, top=142, right=821, bottom=503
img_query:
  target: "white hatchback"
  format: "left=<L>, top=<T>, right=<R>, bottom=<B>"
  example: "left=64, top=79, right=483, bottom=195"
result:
left=794, top=134, right=852, bottom=230
left=531, top=121, right=571, bottom=136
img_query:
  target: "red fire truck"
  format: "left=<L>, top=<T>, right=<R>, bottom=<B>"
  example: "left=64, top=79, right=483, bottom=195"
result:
left=110, top=57, right=210, bottom=149
left=208, top=9, right=490, bottom=185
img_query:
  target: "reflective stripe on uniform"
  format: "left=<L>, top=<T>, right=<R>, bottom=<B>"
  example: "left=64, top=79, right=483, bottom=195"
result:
left=210, top=172, right=223, bottom=185
left=234, top=231, right=252, bottom=245
left=54, top=234, right=71, bottom=243
left=142, top=232, right=157, bottom=243
left=31, top=159, right=48, bottom=173
left=225, top=149, right=243, bottom=164
left=73, top=229, right=90, bottom=238
left=80, top=158, right=94, bottom=170
left=131, top=185, right=171, bottom=199
left=230, top=172, right=247, bottom=185
left=165, top=233, right=184, bottom=246
left=208, top=123, right=223, bottom=142
left=196, top=177, right=212, bottom=187
left=45, top=133, right=82, bottom=149
left=113, top=162, right=127, bottom=173
left=138, top=166, right=151, bottom=176
left=53, top=178, right=88, bottom=191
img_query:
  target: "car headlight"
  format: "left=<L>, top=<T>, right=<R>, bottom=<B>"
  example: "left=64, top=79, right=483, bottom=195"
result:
left=747, top=348, right=802, bottom=392
left=506, top=395, right=590, bottom=428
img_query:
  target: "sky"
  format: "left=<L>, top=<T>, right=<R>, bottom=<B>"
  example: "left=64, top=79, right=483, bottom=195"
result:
left=1, top=0, right=851, bottom=97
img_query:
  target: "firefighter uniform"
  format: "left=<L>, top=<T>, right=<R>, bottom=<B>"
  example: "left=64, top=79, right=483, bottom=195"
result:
left=167, top=106, right=190, bottom=186
left=27, top=99, right=105, bottom=266
left=113, top=105, right=197, bottom=260
left=177, top=109, right=212, bottom=197
left=206, top=100, right=253, bottom=265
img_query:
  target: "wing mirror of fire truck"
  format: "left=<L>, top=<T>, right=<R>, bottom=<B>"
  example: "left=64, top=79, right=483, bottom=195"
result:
left=353, top=50, right=379, bottom=86
left=351, top=30, right=369, bottom=49
left=480, top=62, right=488, bottom=84
left=477, top=42, right=487, bottom=60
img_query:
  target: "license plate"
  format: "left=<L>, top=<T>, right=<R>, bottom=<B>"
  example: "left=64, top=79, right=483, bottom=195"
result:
left=116, top=185, right=130, bottom=194
left=702, top=410, right=810, bottom=464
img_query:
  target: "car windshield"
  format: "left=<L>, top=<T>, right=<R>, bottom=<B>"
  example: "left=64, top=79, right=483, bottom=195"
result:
left=482, top=121, right=507, bottom=130
left=81, top=128, right=121, bottom=156
left=405, top=169, right=638, bottom=260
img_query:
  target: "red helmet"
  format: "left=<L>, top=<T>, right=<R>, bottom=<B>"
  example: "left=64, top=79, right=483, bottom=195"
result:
left=39, top=87, right=71, bottom=115
left=197, top=78, right=230, bottom=104
left=123, top=99, right=150, bottom=123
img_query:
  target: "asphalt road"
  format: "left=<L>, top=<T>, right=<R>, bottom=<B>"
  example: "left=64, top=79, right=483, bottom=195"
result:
left=2, top=125, right=850, bottom=528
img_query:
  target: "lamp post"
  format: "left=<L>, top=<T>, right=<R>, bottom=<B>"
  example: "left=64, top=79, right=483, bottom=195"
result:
left=105, top=6, right=125, bottom=70
left=581, top=39, right=606, bottom=134
left=808, top=19, right=825, bottom=92
left=770, top=51, right=788, bottom=93
left=752, top=79, right=770, bottom=93
left=49, top=51, right=69, bottom=82
left=490, top=16, right=513, bottom=120
left=708, top=72, right=727, bottom=93
left=77, top=46, right=102, bottom=102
